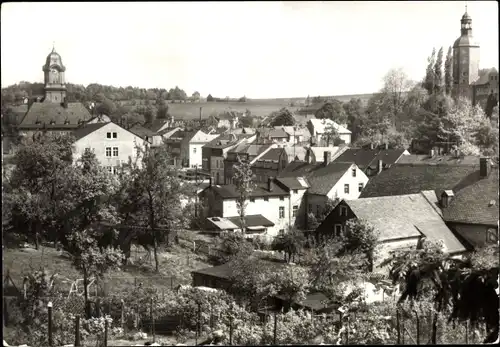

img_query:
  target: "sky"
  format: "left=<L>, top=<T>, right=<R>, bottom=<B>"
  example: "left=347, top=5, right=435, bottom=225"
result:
left=1, top=1, right=498, bottom=99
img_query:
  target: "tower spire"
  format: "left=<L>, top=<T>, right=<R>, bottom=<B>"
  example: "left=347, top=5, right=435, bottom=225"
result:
left=465, top=1, right=468, bottom=13
left=52, top=41, right=55, bottom=52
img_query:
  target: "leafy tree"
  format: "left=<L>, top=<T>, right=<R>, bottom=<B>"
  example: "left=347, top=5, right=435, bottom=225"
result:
left=342, top=98, right=363, bottom=140
left=118, top=144, right=183, bottom=272
left=306, top=198, right=338, bottom=230
left=271, top=227, right=306, bottom=263
left=168, top=86, right=187, bottom=101
left=270, top=107, right=295, bottom=126
left=322, top=121, right=341, bottom=146
left=381, top=241, right=499, bottom=344
left=473, top=117, right=499, bottom=157
left=381, top=67, right=415, bottom=129
left=238, top=96, right=247, bottom=102
left=191, top=91, right=201, bottom=102
left=433, top=47, right=444, bottom=94
left=339, top=219, right=379, bottom=271
left=65, top=227, right=124, bottom=318
left=424, top=48, right=436, bottom=95
left=485, top=92, right=498, bottom=118
left=315, top=100, right=347, bottom=124
left=95, top=97, right=116, bottom=116
left=232, top=156, right=255, bottom=232
left=156, top=100, right=170, bottom=119
left=361, top=93, right=392, bottom=137
left=311, top=96, right=326, bottom=104
left=206, top=94, right=214, bottom=102
left=215, top=231, right=254, bottom=265
left=444, top=46, right=453, bottom=95
left=136, top=105, right=156, bottom=124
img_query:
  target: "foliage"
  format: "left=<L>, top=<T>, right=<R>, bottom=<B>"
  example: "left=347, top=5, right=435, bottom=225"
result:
left=96, top=97, right=117, bottom=116
left=340, top=219, right=379, bottom=271
left=485, top=93, right=499, bottom=118
left=271, top=227, right=306, bottom=263
left=214, top=231, right=254, bottom=265
left=444, top=46, right=453, bottom=95
left=424, top=48, right=436, bottom=95
left=238, top=95, right=247, bottom=102
left=315, top=99, right=347, bottom=124
left=206, top=94, right=214, bottom=102
left=231, top=155, right=255, bottom=231
left=381, top=67, right=415, bottom=129
left=306, top=198, right=338, bottom=230
left=269, top=107, right=295, bottom=126
left=433, top=47, right=444, bottom=94
left=117, top=144, right=184, bottom=272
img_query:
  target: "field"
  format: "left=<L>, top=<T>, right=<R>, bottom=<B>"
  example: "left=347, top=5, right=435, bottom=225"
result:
left=165, top=93, right=375, bottom=120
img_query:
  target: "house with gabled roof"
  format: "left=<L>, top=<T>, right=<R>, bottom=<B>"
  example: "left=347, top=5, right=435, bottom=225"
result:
left=315, top=194, right=467, bottom=271
left=332, top=145, right=410, bottom=177
left=72, top=121, right=147, bottom=174
left=308, top=118, right=352, bottom=145
left=252, top=148, right=287, bottom=183
left=279, top=150, right=369, bottom=228
left=256, top=127, right=290, bottom=146
left=224, top=143, right=276, bottom=184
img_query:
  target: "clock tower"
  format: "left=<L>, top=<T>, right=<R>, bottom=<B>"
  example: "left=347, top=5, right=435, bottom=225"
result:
left=42, top=46, right=67, bottom=103
left=452, top=8, right=480, bottom=100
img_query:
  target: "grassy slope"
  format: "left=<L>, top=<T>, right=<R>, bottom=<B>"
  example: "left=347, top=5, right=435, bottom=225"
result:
left=3, top=241, right=212, bottom=295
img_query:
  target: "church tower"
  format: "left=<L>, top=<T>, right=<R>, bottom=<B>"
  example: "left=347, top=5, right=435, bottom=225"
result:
left=452, top=7, right=480, bottom=100
left=42, top=46, right=67, bottom=103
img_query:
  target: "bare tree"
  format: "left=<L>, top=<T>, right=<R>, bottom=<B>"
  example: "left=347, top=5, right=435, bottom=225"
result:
left=232, top=156, right=255, bottom=232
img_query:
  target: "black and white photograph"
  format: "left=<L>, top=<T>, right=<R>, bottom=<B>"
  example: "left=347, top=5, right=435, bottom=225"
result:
left=1, top=1, right=499, bottom=346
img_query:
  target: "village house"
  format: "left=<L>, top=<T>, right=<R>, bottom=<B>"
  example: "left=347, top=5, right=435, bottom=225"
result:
left=273, top=125, right=311, bottom=145
left=279, top=151, right=369, bottom=228
left=127, top=123, right=157, bottom=145
left=199, top=178, right=292, bottom=237
left=206, top=215, right=276, bottom=238
left=252, top=148, right=287, bottom=183
left=332, top=144, right=410, bottom=177
left=207, top=111, right=240, bottom=129
left=472, top=68, right=499, bottom=107
left=307, top=119, right=352, bottom=146
left=255, top=128, right=290, bottom=146
left=441, top=159, right=498, bottom=250
left=224, top=143, right=276, bottom=184
left=202, top=133, right=256, bottom=185
left=163, top=128, right=219, bottom=168
left=315, top=194, right=467, bottom=271
left=71, top=121, right=147, bottom=174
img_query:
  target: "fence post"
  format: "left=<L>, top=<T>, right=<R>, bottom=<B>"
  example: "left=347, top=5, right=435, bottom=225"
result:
left=150, top=297, right=155, bottom=343
left=104, top=318, right=108, bottom=347
left=346, top=315, right=349, bottom=345
left=121, top=299, right=125, bottom=330
left=134, top=277, right=137, bottom=287
left=396, top=309, right=401, bottom=344
left=401, top=311, right=405, bottom=344
left=75, top=315, right=81, bottom=347
left=170, top=277, right=173, bottom=291
left=273, top=312, right=277, bottom=345
left=465, top=321, right=468, bottom=344
left=197, top=302, right=202, bottom=337
left=48, top=301, right=53, bottom=347
left=229, top=315, right=234, bottom=346
left=415, top=310, right=420, bottom=345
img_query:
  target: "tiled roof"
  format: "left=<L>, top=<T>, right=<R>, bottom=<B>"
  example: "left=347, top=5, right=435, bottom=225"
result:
left=19, top=102, right=92, bottom=128
left=309, top=118, right=351, bottom=134
left=276, top=177, right=310, bottom=190
left=359, top=164, right=479, bottom=198
left=258, top=128, right=289, bottom=138
left=310, top=147, right=344, bottom=162
left=72, top=123, right=111, bottom=141
left=334, top=148, right=407, bottom=170
left=144, top=119, right=169, bottom=133
left=227, top=215, right=275, bottom=228
left=397, top=154, right=485, bottom=166
left=204, top=133, right=242, bottom=149
left=472, top=68, right=498, bottom=86
left=204, top=180, right=289, bottom=198
left=442, top=168, right=499, bottom=226
left=283, top=146, right=308, bottom=161
left=128, top=123, right=157, bottom=140
left=229, top=143, right=271, bottom=157
left=279, top=161, right=353, bottom=196
left=344, top=195, right=466, bottom=253
left=230, top=127, right=256, bottom=135
left=258, top=148, right=284, bottom=162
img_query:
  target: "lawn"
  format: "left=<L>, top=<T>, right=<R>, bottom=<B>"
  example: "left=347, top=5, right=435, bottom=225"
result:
left=2, top=239, right=213, bottom=296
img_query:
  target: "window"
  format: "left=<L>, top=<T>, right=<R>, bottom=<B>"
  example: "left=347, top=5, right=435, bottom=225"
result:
left=293, top=189, right=298, bottom=194
left=105, top=147, right=112, bottom=157
left=293, top=205, right=298, bottom=217
left=107, top=132, right=111, bottom=139
left=352, top=168, right=356, bottom=177
left=334, top=224, right=343, bottom=237
left=280, top=196, right=285, bottom=201
left=264, top=197, right=269, bottom=202
left=113, top=147, right=119, bottom=157
left=279, top=229, right=285, bottom=236
left=112, top=167, right=119, bottom=175
left=216, top=160, right=219, bottom=169
left=279, top=206, right=285, bottom=219
left=344, top=184, right=350, bottom=194
left=85, top=147, right=91, bottom=153
left=107, top=166, right=112, bottom=173
left=339, top=206, right=348, bottom=216
left=358, top=183, right=364, bottom=192
left=487, top=228, right=498, bottom=243
left=316, top=205, right=321, bottom=217
left=308, top=204, right=313, bottom=213
left=112, top=132, right=117, bottom=139
left=250, top=198, right=255, bottom=203
left=193, top=148, right=197, bottom=153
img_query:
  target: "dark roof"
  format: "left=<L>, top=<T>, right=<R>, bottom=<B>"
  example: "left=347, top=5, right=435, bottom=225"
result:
left=227, top=215, right=275, bottom=228
left=275, top=292, right=338, bottom=312
left=19, top=102, right=92, bottom=128
left=279, top=160, right=353, bottom=196
left=258, top=128, right=289, bottom=138
left=203, top=180, right=289, bottom=198
left=228, top=143, right=271, bottom=157
left=72, top=123, right=108, bottom=141
left=165, top=129, right=197, bottom=142
left=336, top=195, right=466, bottom=253
left=203, top=133, right=241, bottom=149
left=257, top=148, right=284, bottom=162
left=473, top=68, right=498, bottom=86
left=443, top=168, right=499, bottom=226
left=144, top=119, right=169, bottom=133
left=128, top=123, right=157, bottom=140
left=359, top=164, right=479, bottom=198
left=397, top=154, right=485, bottom=166
left=275, top=177, right=310, bottom=190
left=333, top=148, right=407, bottom=170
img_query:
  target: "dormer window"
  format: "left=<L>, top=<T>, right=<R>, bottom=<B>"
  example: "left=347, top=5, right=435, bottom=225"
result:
left=64, top=120, right=70, bottom=125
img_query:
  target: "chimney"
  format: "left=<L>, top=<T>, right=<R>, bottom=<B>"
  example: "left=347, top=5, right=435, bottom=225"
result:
left=480, top=157, right=490, bottom=178
left=306, top=148, right=313, bottom=164
left=370, top=143, right=375, bottom=150
left=324, top=151, right=331, bottom=166
left=441, top=190, right=454, bottom=208
left=429, top=149, right=435, bottom=158
left=268, top=177, right=274, bottom=192
left=209, top=176, right=212, bottom=187
left=384, top=143, right=389, bottom=150
left=377, top=160, right=383, bottom=174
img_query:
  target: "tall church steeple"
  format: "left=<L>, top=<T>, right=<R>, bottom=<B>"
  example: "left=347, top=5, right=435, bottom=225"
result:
left=42, top=45, right=67, bottom=103
left=452, top=5, right=480, bottom=100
